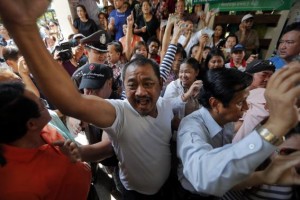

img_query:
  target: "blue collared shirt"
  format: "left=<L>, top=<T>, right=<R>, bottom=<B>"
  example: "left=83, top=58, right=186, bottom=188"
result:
left=269, top=55, right=286, bottom=70
left=177, top=107, right=276, bottom=197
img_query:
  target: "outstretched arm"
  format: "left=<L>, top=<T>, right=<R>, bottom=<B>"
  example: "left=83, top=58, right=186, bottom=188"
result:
left=233, top=150, right=300, bottom=190
left=67, top=15, right=79, bottom=34
left=125, top=12, right=134, bottom=61
left=0, top=0, right=116, bottom=128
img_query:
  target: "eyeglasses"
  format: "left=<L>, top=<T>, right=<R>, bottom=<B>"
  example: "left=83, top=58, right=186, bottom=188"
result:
left=276, top=148, right=298, bottom=155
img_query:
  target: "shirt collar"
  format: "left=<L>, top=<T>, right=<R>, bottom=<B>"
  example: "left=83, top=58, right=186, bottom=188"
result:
left=200, top=107, right=222, bottom=138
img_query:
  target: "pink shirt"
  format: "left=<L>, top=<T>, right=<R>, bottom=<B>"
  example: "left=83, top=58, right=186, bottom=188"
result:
left=233, top=88, right=269, bottom=143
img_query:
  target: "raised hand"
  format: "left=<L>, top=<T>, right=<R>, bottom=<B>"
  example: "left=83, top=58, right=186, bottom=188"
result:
left=259, top=150, right=300, bottom=185
left=52, top=140, right=82, bottom=163
left=67, top=15, right=72, bottom=22
left=18, top=56, right=30, bottom=76
left=126, top=12, right=134, bottom=27
left=199, top=34, right=209, bottom=47
left=0, top=0, right=50, bottom=26
left=264, top=61, right=300, bottom=137
left=184, top=80, right=203, bottom=100
left=239, top=23, right=246, bottom=33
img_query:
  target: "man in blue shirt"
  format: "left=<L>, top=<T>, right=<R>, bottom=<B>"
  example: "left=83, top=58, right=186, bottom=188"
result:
left=177, top=67, right=300, bottom=199
left=269, top=22, right=300, bottom=70
left=108, top=0, right=131, bottom=40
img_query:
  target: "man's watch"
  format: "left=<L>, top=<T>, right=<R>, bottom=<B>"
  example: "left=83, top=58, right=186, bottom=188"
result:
left=257, top=126, right=285, bottom=146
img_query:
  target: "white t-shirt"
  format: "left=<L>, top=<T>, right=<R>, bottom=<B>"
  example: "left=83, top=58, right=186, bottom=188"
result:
left=103, top=97, right=184, bottom=194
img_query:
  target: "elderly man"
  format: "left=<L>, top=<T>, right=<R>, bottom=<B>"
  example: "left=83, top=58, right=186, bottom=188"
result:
left=233, top=59, right=275, bottom=142
left=235, top=14, right=259, bottom=58
left=1, top=1, right=300, bottom=200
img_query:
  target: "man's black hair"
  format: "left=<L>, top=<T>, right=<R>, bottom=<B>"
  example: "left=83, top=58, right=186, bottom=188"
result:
left=282, top=22, right=300, bottom=35
left=0, top=82, right=40, bottom=143
left=199, top=68, right=252, bottom=109
left=147, top=36, right=160, bottom=48
left=2, top=45, right=20, bottom=62
left=121, top=56, right=160, bottom=82
left=181, top=57, right=200, bottom=72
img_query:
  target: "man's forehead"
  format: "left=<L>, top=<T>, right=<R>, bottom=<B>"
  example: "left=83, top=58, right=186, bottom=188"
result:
left=125, top=64, right=157, bottom=79
left=233, top=88, right=249, bottom=100
left=283, top=30, right=300, bottom=39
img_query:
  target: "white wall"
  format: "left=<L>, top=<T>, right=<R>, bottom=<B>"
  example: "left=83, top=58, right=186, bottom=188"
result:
left=51, top=0, right=74, bottom=40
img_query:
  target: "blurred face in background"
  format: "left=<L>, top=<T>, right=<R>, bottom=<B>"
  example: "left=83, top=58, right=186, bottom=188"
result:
left=214, top=25, right=223, bottom=37
left=76, top=6, right=87, bottom=19
left=176, top=0, right=185, bottom=15
left=208, top=55, right=224, bottom=69
left=278, top=30, right=300, bottom=61
left=251, top=70, right=273, bottom=89
left=225, top=36, right=237, bottom=49
left=107, top=44, right=121, bottom=64
left=148, top=41, right=159, bottom=56
left=231, top=50, right=245, bottom=64
left=172, top=53, right=183, bottom=74
left=243, top=18, right=254, bottom=30
left=114, top=0, right=124, bottom=10
left=202, top=48, right=211, bottom=60
left=142, top=1, right=151, bottom=14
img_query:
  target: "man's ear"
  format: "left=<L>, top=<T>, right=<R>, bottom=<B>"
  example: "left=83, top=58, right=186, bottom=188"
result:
left=108, top=78, right=113, bottom=87
left=209, top=97, right=221, bottom=114
left=5, top=59, right=13, bottom=68
left=84, top=88, right=94, bottom=95
left=83, top=49, right=89, bottom=57
left=26, top=118, right=39, bottom=131
left=159, top=77, right=163, bottom=89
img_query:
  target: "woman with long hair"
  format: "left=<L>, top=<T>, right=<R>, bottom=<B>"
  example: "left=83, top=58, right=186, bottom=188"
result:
left=67, top=4, right=98, bottom=37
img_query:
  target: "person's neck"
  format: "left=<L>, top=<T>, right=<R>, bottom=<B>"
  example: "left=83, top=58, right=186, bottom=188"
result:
left=209, top=109, right=226, bottom=127
left=143, top=13, right=151, bottom=18
left=149, top=53, right=157, bottom=58
left=214, top=35, right=220, bottom=41
left=233, top=60, right=242, bottom=66
left=80, top=16, right=88, bottom=22
left=8, top=130, right=45, bottom=148
left=117, top=6, right=126, bottom=13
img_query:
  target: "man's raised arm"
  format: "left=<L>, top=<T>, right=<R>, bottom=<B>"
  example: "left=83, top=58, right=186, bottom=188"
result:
left=0, top=0, right=116, bottom=128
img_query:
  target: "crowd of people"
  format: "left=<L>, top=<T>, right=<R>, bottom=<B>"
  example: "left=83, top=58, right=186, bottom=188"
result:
left=1, top=0, right=300, bottom=200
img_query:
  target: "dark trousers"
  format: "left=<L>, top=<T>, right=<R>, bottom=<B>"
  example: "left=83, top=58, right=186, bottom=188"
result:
left=176, top=181, right=216, bottom=200
left=121, top=177, right=174, bottom=200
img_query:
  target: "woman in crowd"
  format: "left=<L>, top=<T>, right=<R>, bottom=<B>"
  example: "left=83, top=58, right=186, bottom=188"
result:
left=209, top=24, right=225, bottom=48
left=119, top=23, right=143, bottom=55
left=189, top=4, right=204, bottom=30
left=68, top=4, right=98, bottom=37
left=98, top=12, right=108, bottom=31
left=221, top=33, right=238, bottom=62
left=134, top=0, right=160, bottom=43
left=133, top=41, right=148, bottom=58
left=164, top=57, right=202, bottom=118
left=204, top=48, right=225, bottom=70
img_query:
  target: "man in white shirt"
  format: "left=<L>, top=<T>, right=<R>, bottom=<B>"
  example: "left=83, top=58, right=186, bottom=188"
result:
left=1, top=2, right=300, bottom=199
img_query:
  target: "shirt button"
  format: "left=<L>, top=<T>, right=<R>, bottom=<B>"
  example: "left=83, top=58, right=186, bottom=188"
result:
left=249, top=144, right=255, bottom=150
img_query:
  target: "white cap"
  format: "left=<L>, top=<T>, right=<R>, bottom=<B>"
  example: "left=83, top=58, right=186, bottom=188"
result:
left=241, top=14, right=253, bottom=22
